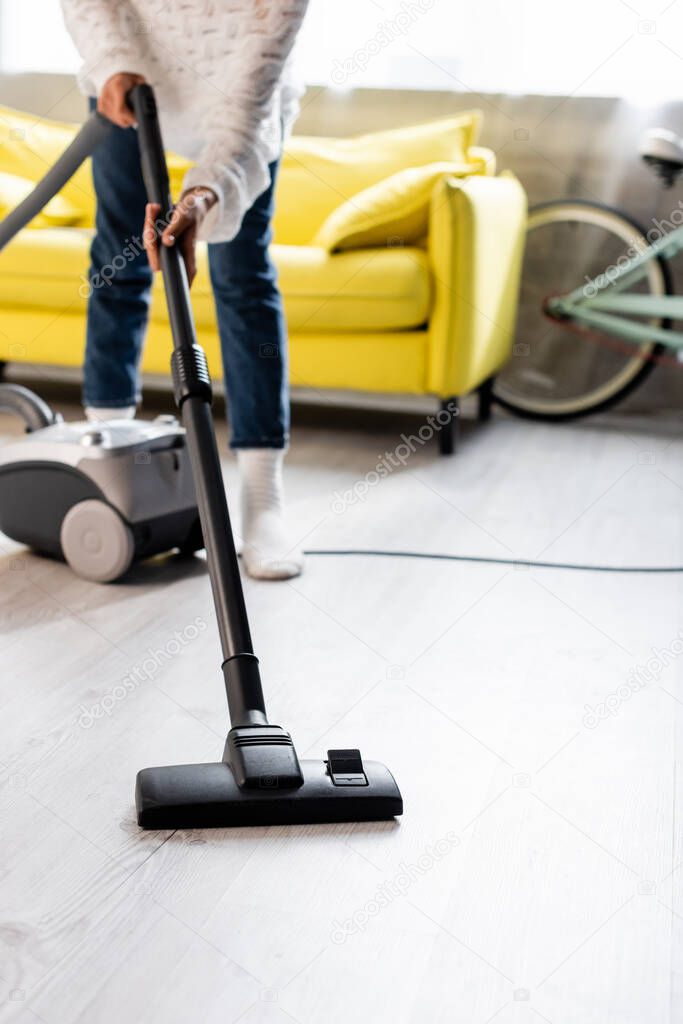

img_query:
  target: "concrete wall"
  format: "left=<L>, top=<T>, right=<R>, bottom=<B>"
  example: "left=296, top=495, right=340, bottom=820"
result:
left=1, top=73, right=681, bottom=411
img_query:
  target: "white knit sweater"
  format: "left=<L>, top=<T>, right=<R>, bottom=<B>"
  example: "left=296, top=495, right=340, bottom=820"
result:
left=60, top=0, right=309, bottom=242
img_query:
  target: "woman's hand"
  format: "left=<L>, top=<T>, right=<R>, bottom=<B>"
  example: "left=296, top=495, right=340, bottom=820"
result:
left=143, top=188, right=218, bottom=286
left=98, top=72, right=147, bottom=128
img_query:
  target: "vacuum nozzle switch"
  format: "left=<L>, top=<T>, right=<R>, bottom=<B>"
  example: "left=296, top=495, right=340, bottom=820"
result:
left=327, top=749, right=368, bottom=787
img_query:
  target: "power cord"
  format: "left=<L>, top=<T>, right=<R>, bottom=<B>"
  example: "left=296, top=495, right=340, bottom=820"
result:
left=303, top=549, right=683, bottom=574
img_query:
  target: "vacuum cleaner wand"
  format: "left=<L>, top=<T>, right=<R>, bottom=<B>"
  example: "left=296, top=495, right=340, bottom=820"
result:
left=128, top=84, right=402, bottom=829
left=130, top=86, right=265, bottom=726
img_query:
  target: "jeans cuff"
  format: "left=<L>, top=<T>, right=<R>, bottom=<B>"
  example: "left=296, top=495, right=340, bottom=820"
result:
left=82, top=395, right=139, bottom=409
left=230, top=436, right=288, bottom=451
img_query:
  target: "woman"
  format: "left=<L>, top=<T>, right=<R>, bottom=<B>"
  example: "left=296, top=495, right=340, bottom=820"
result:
left=61, top=0, right=309, bottom=579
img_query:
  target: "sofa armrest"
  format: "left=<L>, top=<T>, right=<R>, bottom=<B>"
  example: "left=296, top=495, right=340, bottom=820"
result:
left=427, top=171, right=527, bottom=397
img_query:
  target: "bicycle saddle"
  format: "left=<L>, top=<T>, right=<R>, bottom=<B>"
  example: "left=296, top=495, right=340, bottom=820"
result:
left=640, top=128, right=683, bottom=187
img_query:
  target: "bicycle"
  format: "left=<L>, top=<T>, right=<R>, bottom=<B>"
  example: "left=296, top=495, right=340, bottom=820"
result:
left=493, top=127, right=683, bottom=420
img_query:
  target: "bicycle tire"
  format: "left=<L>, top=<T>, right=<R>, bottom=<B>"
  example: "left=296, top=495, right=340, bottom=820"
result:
left=493, top=199, right=673, bottom=421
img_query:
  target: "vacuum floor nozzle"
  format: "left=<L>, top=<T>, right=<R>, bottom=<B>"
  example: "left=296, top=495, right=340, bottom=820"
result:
left=136, top=756, right=403, bottom=830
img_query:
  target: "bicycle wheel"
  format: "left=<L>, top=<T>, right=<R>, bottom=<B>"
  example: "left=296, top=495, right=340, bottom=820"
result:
left=494, top=200, right=672, bottom=420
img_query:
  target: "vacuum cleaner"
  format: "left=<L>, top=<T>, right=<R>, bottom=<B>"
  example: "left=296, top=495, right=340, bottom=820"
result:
left=0, top=385, right=201, bottom=581
left=0, top=84, right=403, bottom=829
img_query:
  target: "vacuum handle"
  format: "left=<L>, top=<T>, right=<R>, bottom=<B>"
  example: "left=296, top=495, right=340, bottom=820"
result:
left=0, top=111, right=115, bottom=253
left=127, top=84, right=173, bottom=209
left=128, top=83, right=199, bottom=357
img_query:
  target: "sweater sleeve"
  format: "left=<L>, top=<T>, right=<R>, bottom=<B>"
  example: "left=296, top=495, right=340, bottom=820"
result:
left=60, top=0, right=148, bottom=95
left=182, top=0, right=309, bottom=243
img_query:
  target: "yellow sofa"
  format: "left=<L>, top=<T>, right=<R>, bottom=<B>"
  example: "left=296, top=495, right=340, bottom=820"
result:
left=0, top=105, right=527, bottom=452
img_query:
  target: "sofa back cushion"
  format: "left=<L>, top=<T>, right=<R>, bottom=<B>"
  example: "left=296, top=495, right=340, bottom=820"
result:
left=273, top=111, right=482, bottom=245
left=0, top=104, right=481, bottom=246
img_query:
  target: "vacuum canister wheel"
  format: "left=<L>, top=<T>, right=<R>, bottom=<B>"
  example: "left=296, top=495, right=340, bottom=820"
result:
left=60, top=499, right=135, bottom=583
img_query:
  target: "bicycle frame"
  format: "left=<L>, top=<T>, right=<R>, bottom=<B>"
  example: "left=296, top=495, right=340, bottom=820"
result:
left=548, top=221, right=683, bottom=350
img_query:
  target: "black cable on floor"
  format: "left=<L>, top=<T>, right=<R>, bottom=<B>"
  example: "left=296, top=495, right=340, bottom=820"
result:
left=303, top=549, right=683, bottom=574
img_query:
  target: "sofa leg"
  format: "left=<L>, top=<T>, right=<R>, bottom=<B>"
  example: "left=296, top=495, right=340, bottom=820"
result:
left=478, top=376, right=495, bottom=422
left=438, top=397, right=459, bottom=455
left=0, top=362, right=6, bottom=382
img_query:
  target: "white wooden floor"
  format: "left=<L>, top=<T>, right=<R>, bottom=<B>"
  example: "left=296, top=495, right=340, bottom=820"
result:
left=0, top=396, right=681, bottom=1024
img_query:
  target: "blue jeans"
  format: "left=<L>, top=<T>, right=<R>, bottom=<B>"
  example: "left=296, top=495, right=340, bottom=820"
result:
left=84, top=104, right=289, bottom=449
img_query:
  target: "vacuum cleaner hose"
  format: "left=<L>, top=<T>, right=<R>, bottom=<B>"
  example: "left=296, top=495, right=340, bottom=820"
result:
left=0, top=112, right=115, bottom=253
left=0, top=115, right=114, bottom=433
left=0, top=384, right=60, bottom=432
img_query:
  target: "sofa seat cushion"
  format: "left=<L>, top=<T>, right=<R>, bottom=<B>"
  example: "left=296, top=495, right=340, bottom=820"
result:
left=0, top=230, right=432, bottom=335
left=272, top=244, right=431, bottom=332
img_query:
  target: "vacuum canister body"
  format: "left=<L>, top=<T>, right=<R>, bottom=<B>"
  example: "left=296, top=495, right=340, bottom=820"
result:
left=0, top=415, right=201, bottom=581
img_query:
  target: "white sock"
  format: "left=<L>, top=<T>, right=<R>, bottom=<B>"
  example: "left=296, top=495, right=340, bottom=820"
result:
left=237, top=448, right=304, bottom=580
left=85, top=405, right=137, bottom=422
